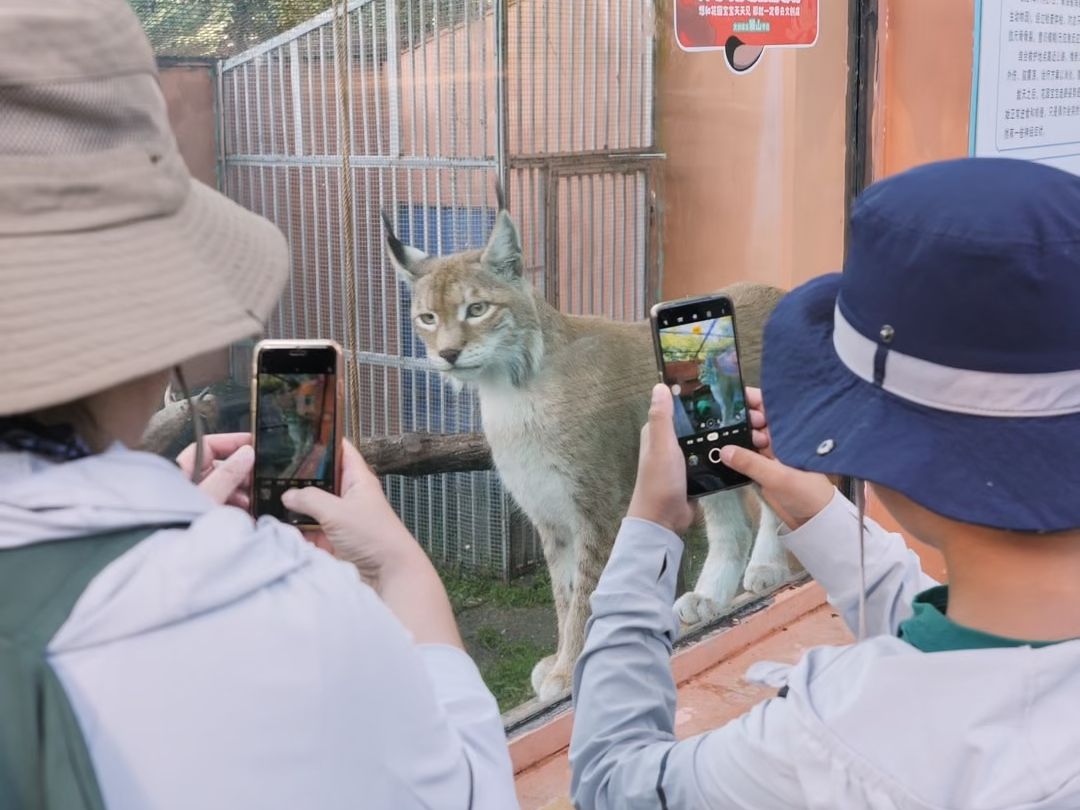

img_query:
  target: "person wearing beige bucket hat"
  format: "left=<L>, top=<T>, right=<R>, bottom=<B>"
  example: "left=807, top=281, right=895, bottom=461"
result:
left=0, top=2, right=517, bottom=809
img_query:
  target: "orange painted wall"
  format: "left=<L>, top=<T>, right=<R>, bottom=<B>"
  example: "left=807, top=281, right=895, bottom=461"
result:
left=655, top=2, right=851, bottom=298
left=872, top=0, right=975, bottom=179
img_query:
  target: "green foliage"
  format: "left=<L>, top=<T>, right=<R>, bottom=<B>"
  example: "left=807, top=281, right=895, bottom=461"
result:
left=473, top=627, right=551, bottom=713
left=441, top=567, right=552, bottom=614
left=130, top=0, right=333, bottom=57
left=129, top=0, right=498, bottom=58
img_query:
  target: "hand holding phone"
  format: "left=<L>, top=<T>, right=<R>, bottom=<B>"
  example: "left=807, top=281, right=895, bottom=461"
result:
left=626, top=385, right=697, bottom=535
left=251, top=340, right=344, bottom=527
left=650, top=294, right=756, bottom=498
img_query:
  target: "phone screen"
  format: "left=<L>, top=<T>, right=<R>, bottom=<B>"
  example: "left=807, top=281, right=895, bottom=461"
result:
left=253, top=346, right=339, bottom=524
left=655, top=298, right=753, bottom=496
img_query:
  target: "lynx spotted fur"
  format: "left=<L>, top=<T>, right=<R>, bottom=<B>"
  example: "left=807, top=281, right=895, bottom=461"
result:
left=383, top=204, right=792, bottom=701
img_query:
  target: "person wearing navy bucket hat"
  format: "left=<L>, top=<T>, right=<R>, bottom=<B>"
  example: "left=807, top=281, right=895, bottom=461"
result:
left=569, top=158, right=1080, bottom=809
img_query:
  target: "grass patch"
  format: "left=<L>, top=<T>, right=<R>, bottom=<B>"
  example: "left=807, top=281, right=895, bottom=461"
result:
left=440, top=567, right=553, bottom=614
left=473, top=627, right=554, bottom=713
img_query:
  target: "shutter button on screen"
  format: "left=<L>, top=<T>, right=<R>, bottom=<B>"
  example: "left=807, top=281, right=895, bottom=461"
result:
left=708, top=447, right=724, bottom=464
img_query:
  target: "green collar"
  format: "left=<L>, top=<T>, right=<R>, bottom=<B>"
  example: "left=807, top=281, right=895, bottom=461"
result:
left=898, top=586, right=1072, bottom=652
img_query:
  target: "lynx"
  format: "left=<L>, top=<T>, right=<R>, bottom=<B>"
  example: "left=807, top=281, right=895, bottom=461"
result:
left=383, top=202, right=793, bottom=701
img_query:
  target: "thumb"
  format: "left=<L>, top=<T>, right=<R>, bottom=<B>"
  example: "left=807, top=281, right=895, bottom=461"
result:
left=648, top=383, right=674, bottom=429
left=281, top=485, right=339, bottom=525
left=198, top=445, right=254, bottom=504
left=719, top=444, right=786, bottom=488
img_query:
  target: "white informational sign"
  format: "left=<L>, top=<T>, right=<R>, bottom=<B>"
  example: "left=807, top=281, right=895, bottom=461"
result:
left=971, top=0, right=1080, bottom=174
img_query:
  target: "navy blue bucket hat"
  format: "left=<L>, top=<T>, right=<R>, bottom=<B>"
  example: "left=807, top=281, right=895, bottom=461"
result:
left=762, top=157, right=1080, bottom=532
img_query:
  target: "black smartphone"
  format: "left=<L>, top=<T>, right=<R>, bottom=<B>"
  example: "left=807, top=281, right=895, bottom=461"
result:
left=250, top=340, right=344, bottom=527
left=650, top=295, right=754, bottom=497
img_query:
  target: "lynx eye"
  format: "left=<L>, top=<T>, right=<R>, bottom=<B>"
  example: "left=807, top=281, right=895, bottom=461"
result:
left=417, top=312, right=437, bottom=326
left=466, top=302, right=490, bottom=319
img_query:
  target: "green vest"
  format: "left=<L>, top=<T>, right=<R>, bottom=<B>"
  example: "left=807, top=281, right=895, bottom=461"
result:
left=0, top=528, right=160, bottom=810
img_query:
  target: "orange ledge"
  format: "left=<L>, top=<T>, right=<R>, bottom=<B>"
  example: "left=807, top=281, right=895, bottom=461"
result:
left=508, top=580, right=828, bottom=776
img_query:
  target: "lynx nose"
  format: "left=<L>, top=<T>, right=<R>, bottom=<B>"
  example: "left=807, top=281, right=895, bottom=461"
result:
left=439, top=349, right=462, bottom=366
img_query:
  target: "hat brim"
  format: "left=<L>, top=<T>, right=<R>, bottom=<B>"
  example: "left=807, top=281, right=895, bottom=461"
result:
left=1, top=180, right=288, bottom=415
left=762, top=274, right=1080, bottom=532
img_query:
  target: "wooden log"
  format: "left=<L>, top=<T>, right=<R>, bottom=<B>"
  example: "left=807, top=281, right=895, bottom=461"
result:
left=358, top=432, right=492, bottom=477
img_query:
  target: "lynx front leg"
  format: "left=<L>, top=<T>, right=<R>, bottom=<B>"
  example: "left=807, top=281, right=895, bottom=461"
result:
left=535, top=524, right=610, bottom=703
left=531, top=524, right=575, bottom=696
left=674, top=489, right=754, bottom=627
left=743, top=499, right=793, bottom=594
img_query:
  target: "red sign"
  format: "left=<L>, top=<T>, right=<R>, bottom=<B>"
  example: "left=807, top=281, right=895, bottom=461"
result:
left=675, top=0, right=820, bottom=51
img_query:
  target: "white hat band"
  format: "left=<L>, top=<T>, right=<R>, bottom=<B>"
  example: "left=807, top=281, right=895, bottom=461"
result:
left=832, top=305, right=1080, bottom=417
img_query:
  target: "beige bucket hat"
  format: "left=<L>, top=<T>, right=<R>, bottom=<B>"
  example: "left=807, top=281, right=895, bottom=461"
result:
left=0, top=0, right=289, bottom=416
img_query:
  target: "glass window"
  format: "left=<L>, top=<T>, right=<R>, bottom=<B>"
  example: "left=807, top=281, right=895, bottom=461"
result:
left=138, top=0, right=857, bottom=719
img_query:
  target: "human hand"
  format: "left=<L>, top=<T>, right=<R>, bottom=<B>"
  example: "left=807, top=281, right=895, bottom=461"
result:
left=280, top=440, right=423, bottom=588
left=719, top=388, right=835, bottom=529
left=627, top=384, right=696, bottom=535
left=177, top=433, right=254, bottom=508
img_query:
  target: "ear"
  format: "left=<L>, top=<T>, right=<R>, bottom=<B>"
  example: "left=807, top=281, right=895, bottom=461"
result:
left=481, top=209, right=524, bottom=281
left=381, top=209, right=429, bottom=283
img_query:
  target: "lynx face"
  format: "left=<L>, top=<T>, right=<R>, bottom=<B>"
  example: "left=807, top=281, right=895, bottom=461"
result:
left=382, top=209, right=544, bottom=387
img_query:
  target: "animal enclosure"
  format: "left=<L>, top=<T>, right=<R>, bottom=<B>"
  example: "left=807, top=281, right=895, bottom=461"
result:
left=216, top=0, right=660, bottom=578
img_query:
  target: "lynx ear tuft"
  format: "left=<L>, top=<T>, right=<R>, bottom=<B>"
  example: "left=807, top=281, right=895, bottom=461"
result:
left=481, top=209, right=523, bottom=281
left=381, top=209, right=429, bottom=283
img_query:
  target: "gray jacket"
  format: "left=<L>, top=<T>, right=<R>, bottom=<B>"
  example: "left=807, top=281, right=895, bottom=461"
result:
left=570, top=490, right=1080, bottom=809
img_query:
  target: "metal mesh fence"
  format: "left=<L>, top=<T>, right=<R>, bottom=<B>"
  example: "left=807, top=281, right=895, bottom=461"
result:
left=140, top=0, right=657, bottom=577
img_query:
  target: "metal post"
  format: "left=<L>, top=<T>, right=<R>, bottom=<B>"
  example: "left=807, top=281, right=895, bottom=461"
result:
left=494, top=0, right=511, bottom=196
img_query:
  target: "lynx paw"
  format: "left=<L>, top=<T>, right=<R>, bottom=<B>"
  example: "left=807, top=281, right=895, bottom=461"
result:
left=530, top=655, right=558, bottom=696
left=674, top=592, right=723, bottom=627
left=743, top=562, right=788, bottom=595
left=537, top=668, right=573, bottom=703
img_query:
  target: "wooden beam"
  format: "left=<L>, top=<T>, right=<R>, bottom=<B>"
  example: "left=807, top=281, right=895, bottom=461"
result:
left=358, top=432, right=492, bottom=477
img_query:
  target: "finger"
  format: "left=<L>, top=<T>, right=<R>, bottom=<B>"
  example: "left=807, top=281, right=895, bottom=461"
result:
left=226, top=492, right=250, bottom=510
left=744, top=386, right=763, bottom=409
left=198, top=445, right=255, bottom=505
left=340, top=439, right=378, bottom=494
left=749, top=408, right=766, bottom=429
left=202, top=433, right=253, bottom=457
left=647, top=383, right=674, bottom=428
left=751, top=429, right=771, bottom=450
left=177, top=433, right=253, bottom=471
left=718, top=444, right=789, bottom=489
left=281, top=485, right=340, bottom=524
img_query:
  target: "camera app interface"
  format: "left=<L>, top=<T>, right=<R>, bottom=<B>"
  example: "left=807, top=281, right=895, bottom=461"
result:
left=255, top=354, right=337, bottom=523
left=659, top=315, right=747, bottom=439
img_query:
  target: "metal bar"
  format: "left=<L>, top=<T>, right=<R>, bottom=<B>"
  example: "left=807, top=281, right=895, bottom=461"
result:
left=224, top=154, right=498, bottom=170
left=543, top=169, right=558, bottom=307
left=588, top=173, right=595, bottom=312
left=494, top=0, right=510, bottom=189
left=319, top=27, right=330, bottom=156
left=579, top=0, right=587, bottom=150
left=371, top=6, right=385, bottom=157
left=213, top=61, right=227, bottom=193
left=254, top=54, right=266, bottom=155
left=614, top=0, right=623, bottom=150
left=543, top=0, right=550, bottom=154
left=599, top=172, right=606, bottom=316
left=386, top=0, right=402, bottom=157
left=603, top=0, right=611, bottom=150
left=357, top=10, right=372, bottom=156
left=406, top=0, right=418, bottom=156
left=529, top=0, right=536, bottom=157
left=290, top=41, right=305, bottom=156
left=576, top=175, right=584, bottom=314
left=592, top=0, right=599, bottom=152
left=514, top=0, right=522, bottom=156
